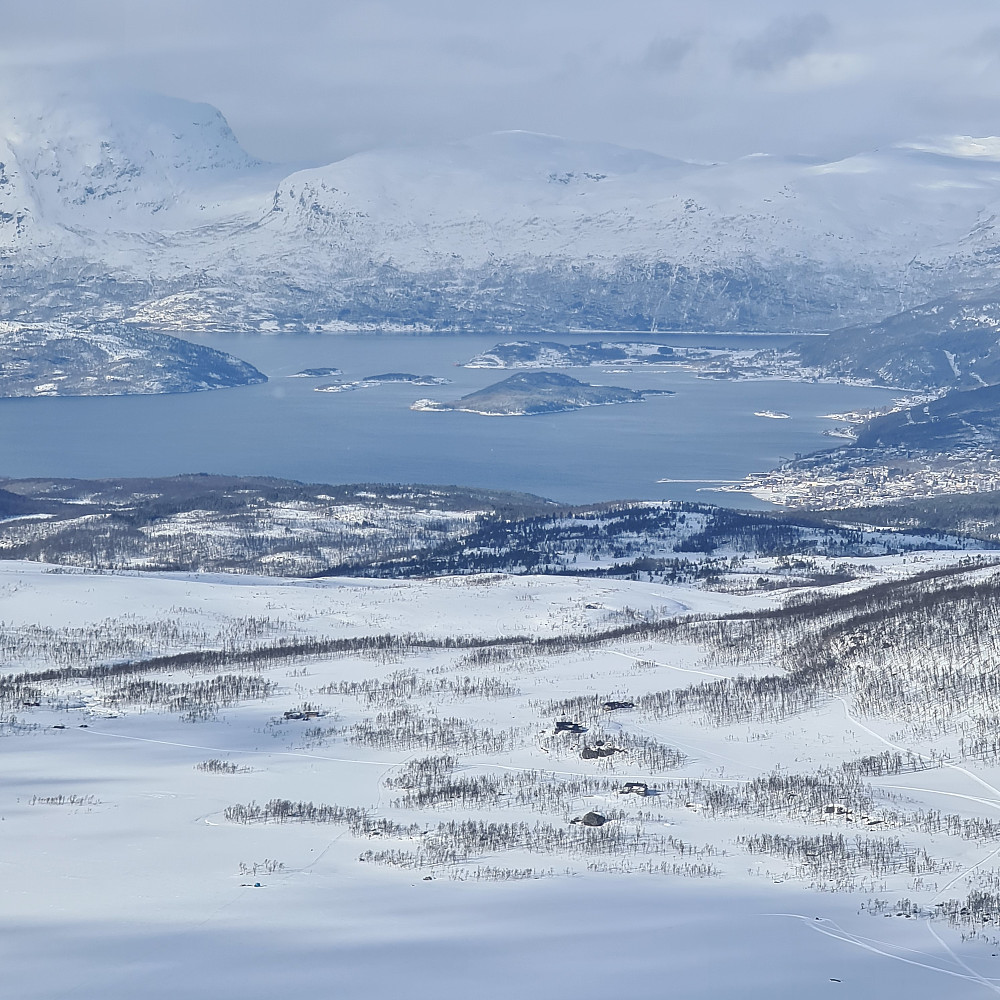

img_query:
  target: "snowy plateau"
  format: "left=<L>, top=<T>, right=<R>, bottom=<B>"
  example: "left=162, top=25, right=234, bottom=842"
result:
left=7, top=546, right=1000, bottom=998
left=10, top=91, right=1000, bottom=332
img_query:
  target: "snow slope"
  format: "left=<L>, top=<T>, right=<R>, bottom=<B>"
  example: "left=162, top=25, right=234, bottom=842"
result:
left=6, top=557, right=1000, bottom=997
left=263, top=134, right=1000, bottom=274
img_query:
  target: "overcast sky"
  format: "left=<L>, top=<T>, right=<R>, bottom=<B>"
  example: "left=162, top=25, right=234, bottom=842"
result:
left=4, top=0, right=1000, bottom=165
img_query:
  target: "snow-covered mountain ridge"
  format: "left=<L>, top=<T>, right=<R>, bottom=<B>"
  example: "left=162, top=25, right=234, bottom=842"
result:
left=263, top=132, right=1000, bottom=273
left=9, top=90, right=1000, bottom=331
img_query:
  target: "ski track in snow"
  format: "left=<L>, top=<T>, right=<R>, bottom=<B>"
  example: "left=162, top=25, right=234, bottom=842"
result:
left=769, top=914, right=1000, bottom=993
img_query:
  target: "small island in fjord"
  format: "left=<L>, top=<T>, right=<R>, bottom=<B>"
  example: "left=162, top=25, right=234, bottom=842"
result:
left=464, top=340, right=677, bottom=368
left=411, top=371, right=673, bottom=416
left=288, top=366, right=343, bottom=378
left=316, top=373, right=451, bottom=392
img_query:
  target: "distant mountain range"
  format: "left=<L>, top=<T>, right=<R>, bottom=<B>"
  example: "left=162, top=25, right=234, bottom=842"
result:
left=9, top=89, right=1000, bottom=335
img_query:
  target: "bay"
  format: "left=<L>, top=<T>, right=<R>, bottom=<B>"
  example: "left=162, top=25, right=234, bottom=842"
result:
left=0, top=332, right=899, bottom=507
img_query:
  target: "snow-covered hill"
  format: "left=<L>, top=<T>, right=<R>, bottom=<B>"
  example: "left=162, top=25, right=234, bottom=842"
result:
left=0, top=321, right=267, bottom=397
left=0, top=477, right=973, bottom=578
left=10, top=89, right=1000, bottom=332
left=263, top=133, right=1000, bottom=274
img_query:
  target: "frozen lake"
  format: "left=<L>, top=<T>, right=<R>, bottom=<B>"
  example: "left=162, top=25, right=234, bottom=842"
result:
left=0, top=332, right=900, bottom=505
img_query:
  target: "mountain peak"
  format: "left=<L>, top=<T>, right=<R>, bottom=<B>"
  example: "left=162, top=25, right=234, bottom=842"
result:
left=0, top=87, right=274, bottom=237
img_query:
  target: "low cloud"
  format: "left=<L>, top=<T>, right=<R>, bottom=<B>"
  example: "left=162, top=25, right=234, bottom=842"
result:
left=732, top=13, right=832, bottom=74
left=641, top=36, right=693, bottom=74
left=967, top=25, right=1000, bottom=61
left=2, top=2, right=1000, bottom=167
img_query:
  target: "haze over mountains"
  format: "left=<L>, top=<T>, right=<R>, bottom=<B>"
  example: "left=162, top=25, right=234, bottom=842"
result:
left=9, top=89, right=1000, bottom=334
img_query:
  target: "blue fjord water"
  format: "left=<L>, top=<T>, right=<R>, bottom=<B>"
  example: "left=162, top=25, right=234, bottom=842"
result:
left=0, top=333, right=900, bottom=507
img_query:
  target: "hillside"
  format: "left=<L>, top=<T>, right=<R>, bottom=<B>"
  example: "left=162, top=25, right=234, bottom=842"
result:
left=0, top=474, right=974, bottom=580
left=855, top=384, right=1000, bottom=450
left=798, top=289, right=1000, bottom=389
left=413, top=371, right=669, bottom=415
left=0, top=323, right=266, bottom=396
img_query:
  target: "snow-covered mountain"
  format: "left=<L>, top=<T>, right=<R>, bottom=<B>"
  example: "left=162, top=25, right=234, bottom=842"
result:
left=264, top=133, right=1000, bottom=273
left=0, top=90, right=277, bottom=247
left=9, top=89, right=1000, bottom=332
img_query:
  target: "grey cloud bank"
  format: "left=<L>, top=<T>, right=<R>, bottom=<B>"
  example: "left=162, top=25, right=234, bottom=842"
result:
left=3, top=1, right=1000, bottom=167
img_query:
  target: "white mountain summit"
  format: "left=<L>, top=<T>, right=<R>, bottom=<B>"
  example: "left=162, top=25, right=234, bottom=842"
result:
left=7, top=88, right=1000, bottom=332
left=0, top=89, right=280, bottom=243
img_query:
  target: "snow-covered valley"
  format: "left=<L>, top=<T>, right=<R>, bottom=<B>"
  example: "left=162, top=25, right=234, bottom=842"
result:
left=6, top=553, right=1000, bottom=997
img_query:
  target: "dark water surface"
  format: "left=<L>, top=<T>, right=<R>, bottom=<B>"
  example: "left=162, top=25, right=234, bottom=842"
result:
left=0, top=332, right=899, bottom=507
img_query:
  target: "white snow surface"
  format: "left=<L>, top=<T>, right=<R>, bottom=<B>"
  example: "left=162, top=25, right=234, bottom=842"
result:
left=8, top=88, right=1000, bottom=303
left=261, top=133, right=1000, bottom=272
left=4, top=558, right=1000, bottom=997
left=0, top=90, right=282, bottom=251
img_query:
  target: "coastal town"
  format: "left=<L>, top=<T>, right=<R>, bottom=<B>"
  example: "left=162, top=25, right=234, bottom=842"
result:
left=727, top=445, right=1000, bottom=509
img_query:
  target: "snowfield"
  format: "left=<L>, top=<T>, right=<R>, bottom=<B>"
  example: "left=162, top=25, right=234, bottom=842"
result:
left=5, top=558, right=1000, bottom=997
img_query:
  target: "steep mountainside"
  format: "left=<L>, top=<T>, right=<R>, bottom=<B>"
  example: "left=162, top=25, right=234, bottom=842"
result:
left=855, top=383, right=1000, bottom=450
left=799, top=289, right=1000, bottom=388
left=10, top=91, right=1000, bottom=332
left=0, top=90, right=275, bottom=248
